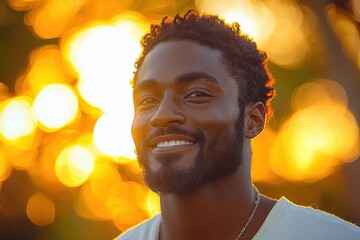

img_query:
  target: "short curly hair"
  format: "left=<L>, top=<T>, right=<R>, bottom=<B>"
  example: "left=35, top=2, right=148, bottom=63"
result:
left=133, top=10, right=275, bottom=119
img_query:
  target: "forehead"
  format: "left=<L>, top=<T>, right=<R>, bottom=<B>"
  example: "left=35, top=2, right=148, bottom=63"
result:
left=136, top=40, right=234, bottom=88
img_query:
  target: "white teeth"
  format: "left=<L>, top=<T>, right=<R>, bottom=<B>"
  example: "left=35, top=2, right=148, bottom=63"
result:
left=157, top=140, right=193, bottom=148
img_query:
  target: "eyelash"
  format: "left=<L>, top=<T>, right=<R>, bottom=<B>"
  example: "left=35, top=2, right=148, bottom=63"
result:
left=186, top=91, right=211, bottom=98
left=138, top=97, right=158, bottom=106
left=136, top=90, right=212, bottom=109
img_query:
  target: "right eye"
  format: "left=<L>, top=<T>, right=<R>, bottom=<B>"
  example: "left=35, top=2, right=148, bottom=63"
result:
left=138, top=97, right=159, bottom=106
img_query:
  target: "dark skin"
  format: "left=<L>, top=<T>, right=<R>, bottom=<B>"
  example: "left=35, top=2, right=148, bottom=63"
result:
left=132, top=40, right=276, bottom=240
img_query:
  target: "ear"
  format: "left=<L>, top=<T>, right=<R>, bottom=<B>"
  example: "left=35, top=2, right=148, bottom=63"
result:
left=244, top=102, right=266, bottom=139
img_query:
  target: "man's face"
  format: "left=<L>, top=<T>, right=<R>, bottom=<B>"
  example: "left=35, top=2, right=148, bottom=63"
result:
left=131, top=40, right=244, bottom=194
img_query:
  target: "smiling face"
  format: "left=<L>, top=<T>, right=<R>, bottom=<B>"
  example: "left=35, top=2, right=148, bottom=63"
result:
left=131, top=40, right=245, bottom=194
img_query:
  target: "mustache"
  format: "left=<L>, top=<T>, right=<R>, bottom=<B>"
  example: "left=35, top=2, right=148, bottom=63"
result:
left=145, top=126, right=204, bottom=144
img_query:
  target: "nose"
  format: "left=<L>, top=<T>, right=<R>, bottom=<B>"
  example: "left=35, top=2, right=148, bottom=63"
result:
left=150, top=95, right=185, bottom=127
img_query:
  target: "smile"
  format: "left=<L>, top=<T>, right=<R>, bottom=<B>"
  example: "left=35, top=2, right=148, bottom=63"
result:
left=149, top=134, right=198, bottom=155
left=157, top=140, right=194, bottom=148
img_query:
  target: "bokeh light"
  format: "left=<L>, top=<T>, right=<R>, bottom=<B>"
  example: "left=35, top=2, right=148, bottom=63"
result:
left=111, top=181, right=150, bottom=231
left=0, top=97, right=36, bottom=142
left=60, top=13, right=146, bottom=161
left=32, top=83, right=79, bottom=131
left=327, top=4, right=360, bottom=69
left=195, top=0, right=309, bottom=68
left=62, top=13, right=147, bottom=113
left=93, top=111, right=135, bottom=161
left=252, top=127, right=277, bottom=182
left=24, top=0, right=85, bottom=39
left=195, top=0, right=274, bottom=46
left=17, top=45, right=74, bottom=96
left=55, top=145, right=95, bottom=187
left=0, top=147, right=12, bottom=183
left=26, top=192, right=56, bottom=226
left=1, top=0, right=360, bottom=238
left=270, top=79, right=360, bottom=182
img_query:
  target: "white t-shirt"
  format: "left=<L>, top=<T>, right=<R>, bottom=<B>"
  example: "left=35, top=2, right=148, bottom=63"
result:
left=116, top=197, right=360, bottom=240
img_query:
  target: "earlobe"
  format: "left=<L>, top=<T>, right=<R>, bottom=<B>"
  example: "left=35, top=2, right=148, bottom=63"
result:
left=244, top=102, right=266, bottom=139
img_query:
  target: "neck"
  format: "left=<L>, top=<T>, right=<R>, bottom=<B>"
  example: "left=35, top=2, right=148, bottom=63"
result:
left=159, top=165, right=257, bottom=240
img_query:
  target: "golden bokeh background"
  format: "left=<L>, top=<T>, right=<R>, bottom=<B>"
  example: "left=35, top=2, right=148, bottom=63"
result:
left=0, top=0, right=360, bottom=239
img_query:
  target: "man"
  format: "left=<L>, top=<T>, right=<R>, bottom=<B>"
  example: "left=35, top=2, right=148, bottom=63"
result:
left=117, top=10, right=360, bottom=240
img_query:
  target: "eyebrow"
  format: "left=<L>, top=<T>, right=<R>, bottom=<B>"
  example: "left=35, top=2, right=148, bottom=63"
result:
left=175, top=72, right=220, bottom=85
left=133, top=71, right=220, bottom=95
left=133, top=79, right=159, bottom=94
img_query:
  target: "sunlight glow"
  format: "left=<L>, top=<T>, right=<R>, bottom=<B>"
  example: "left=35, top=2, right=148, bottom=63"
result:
left=0, top=98, right=36, bottom=141
left=3, top=0, right=360, bottom=235
left=25, top=0, right=85, bottom=39
left=19, top=45, right=73, bottom=96
left=74, top=161, right=123, bottom=221
left=270, top=79, right=360, bottom=182
left=93, top=111, right=135, bottom=160
left=75, top=164, right=150, bottom=232
left=195, top=0, right=272, bottom=44
left=60, top=14, right=146, bottom=161
left=327, top=5, right=360, bottom=69
left=55, top=145, right=95, bottom=187
left=63, top=13, right=147, bottom=113
left=0, top=147, right=11, bottom=182
left=195, top=0, right=308, bottom=68
left=33, top=84, right=79, bottom=131
left=111, top=181, right=149, bottom=231
left=251, top=127, right=277, bottom=182
left=146, top=190, right=160, bottom=217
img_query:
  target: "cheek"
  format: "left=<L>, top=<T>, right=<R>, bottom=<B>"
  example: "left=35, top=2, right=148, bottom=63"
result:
left=202, top=102, right=239, bottom=126
left=197, top=111, right=240, bottom=138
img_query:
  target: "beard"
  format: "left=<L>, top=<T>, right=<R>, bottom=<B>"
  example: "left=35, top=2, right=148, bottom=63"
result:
left=136, top=109, right=245, bottom=194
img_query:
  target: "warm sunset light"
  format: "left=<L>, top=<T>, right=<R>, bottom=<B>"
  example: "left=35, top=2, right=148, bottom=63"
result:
left=2, top=0, right=360, bottom=238
left=55, top=145, right=95, bottom=187
left=146, top=190, right=161, bottom=217
left=327, top=5, right=360, bottom=69
left=93, top=111, right=136, bottom=161
left=8, top=0, right=33, bottom=11
left=26, top=192, right=55, bottom=226
left=32, top=84, right=79, bottom=131
left=0, top=98, right=36, bottom=142
left=25, top=0, right=84, bottom=39
left=74, top=162, right=151, bottom=231
left=195, top=0, right=264, bottom=42
left=18, top=45, right=73, bottom=96
left=195, top=0, right=308, bottom=68
left=59, top=14, right=146, bottom=162
left=270, top=79, right=360, bottom=182
left=263, top=0, right=308, bottom=68
left=111, top=181, right=149, bottom=231
left=0, top=148, right=11, bottom=182
left=271, top=105, right=359, bottom=182
left=75, top=161, right=123, bottom=221
left=251, top=127, right=277, bottom=182
left=62, top=13, right=147, bottom=113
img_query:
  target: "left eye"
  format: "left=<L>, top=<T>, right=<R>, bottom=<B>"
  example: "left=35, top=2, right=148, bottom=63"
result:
left=187, top=91, right=211, bottom=98
left=184, top=90, right=213, bottom=104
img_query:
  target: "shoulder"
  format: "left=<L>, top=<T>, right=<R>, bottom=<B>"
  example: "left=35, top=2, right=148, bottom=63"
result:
left=254, top=197, right=360, bottom=240
left=114, top=214, right=161, bottom=240
left=279, top=197, right=357, bottom=225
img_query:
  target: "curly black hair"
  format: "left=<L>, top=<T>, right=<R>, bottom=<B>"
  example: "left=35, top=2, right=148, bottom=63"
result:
left=133, top=10, right=275, bottom=119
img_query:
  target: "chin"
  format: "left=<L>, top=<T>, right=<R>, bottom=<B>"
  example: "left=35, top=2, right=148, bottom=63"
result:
left=142, top=152, right=242, bottom=194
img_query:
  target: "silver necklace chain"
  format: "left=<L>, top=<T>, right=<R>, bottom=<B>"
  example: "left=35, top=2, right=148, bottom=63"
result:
left=155, top=187, right=261, bottom=240
left=235, top=188, right=260, bottom=240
